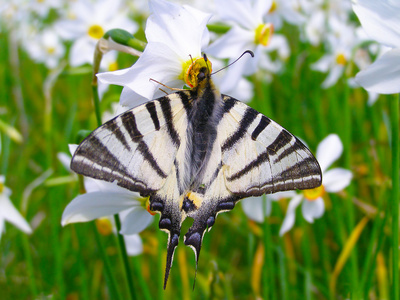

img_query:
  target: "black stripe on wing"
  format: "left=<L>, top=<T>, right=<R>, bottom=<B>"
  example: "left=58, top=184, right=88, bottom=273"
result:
left=120, top=110, right=168, bottom=178
left=160, top=97, right=181, bottom=147
left=145, top=101, right=160, bottom=131
left=221, top=107, right=258, bottom=152
left=71, top=135, right=151, bottom=192
left=251, top=116, right=271, bottom=140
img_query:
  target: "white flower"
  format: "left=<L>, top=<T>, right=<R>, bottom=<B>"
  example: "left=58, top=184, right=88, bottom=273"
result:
left=267, top=0, right=305, bottom=30
left=241, top=191, right=295, bottom=223
left=98, top=0, right=212, bottom=103
left=311, top=18, right=359, bottom=88
left=207, top=0, right=289, bottom=89
left=61, top=145, right=153, bottom=236
left=352, top=0, right=400, bottom=94
left=54, top=0, right=137, bottom=68
left=279, top=134, right=352, bottom=235
left=300, top=0, right=352, bottom=46
left=0, top=175, right=32, bottom=240
left=23, top=28, right=65, bottom=69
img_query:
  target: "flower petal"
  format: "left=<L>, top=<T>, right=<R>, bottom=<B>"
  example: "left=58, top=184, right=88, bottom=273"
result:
left=124, top=234, right=143, bottom=256
left=98, top=42, right=182, bottom=99
left=355, top=48, right=400, bottom=94
left=215, top=0, right=269, bottom=29
left=207, top=26, right=254, bottom=59
left=120, top=207, right=153, bottom=235
left=279, top=194, right=303, bottom=236
left=69, top=37, right=96, bottom=67
left=352, top=0, right=400, bottom=48
left=241, top=196, right=271, bottom=223
left=119, top=87, right=152, bottom=109
left=147, top=0, right=211, bottom=58
left=301, top=197, right=325, bottom=223
left=321, top=65, right=344, bottom=89
left=323, top=168, right=352, bottom=192
left=316, top=134, right=343, bottom=172
left=62, top=192, right=140, bottom=226
left=0, top=195, right=32, bottom=234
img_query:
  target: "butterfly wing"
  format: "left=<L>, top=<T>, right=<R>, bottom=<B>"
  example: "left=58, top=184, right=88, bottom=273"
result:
left=71, top=92, right=191, bottom=194
left=182, top=95, right=322, bottom=271
left=71, top=91, right=194, bottom=289
left=219, top=95, right=322, bottom=196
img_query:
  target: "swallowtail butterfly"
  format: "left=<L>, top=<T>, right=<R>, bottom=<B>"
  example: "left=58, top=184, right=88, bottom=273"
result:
left=71, top=54, right=322, bottom=288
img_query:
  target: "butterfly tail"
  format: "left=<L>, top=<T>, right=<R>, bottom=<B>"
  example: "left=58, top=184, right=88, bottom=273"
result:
left=163, top=230, right=180, bottom=289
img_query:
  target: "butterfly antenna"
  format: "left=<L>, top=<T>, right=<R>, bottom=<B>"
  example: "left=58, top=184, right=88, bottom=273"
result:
left=203, top=53, right=211, bottom=76
left=210, top=50, right=254, bottom=76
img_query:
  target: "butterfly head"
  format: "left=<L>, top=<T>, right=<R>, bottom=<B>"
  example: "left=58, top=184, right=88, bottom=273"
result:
left=183, top=55, right=212, bottom=88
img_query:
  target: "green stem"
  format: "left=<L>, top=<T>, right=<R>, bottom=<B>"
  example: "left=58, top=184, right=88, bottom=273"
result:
left=92, top=80, right=136, bottom=300
left=342, top=83, right=359, bottom=293
left=92, top=222, right=122, bottom=300
left=91, top=84, right=102, bottom=128
left=21, top=234, right=38, bottom=298
left=114, top=215, right=137, bottom=299
left=263, top=200, right=276, bottom=300
left=391, top=94, right=399, bottom=300
left=300, top=217, right=313, bottom=300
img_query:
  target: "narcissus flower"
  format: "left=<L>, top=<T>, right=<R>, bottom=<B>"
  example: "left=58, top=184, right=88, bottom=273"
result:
left=207, top=0, right=289, bottom=90
left=54, top=0, right=137, bottom=68
left=23, top=28, right=65, bottom=69
left=98, top=0, right=212, bottom=103
left=311, top=18, right=359, bottom=88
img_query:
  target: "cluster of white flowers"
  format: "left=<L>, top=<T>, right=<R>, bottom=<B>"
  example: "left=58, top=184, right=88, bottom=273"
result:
left=1, top=0, right=391, bottom=98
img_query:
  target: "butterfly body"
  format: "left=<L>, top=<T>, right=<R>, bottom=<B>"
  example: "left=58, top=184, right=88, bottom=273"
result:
left=71, top=66, right=322, bottom=288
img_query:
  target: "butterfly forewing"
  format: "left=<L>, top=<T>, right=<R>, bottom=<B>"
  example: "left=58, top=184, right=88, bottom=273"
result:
left=71, top=93, right=190, bottom=194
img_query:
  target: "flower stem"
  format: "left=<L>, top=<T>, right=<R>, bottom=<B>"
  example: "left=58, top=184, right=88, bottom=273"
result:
left=91, top=79, right=137, bottom=299
left=92, top=222, right=122, bottom=300
left=113, top=215, right=137, bottom=299
left=342, top=83, right=359, bottom=291
left=263, top=200, right=277, bottom=300
left=390, top=94, right=399, bottom=300
left=21, top=234, right=38, bottom=298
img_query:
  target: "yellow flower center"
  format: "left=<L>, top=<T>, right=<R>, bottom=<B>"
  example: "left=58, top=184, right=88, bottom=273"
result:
left=269, top=1, right=277, bottom=13
left=47, top=47, right=55, bottom=55
left=336, top=53, right=347, bottom=65
left=254, top=23, right=274, bottom=46
left=180, top=57, right=212, bottom=88
left=88, top=24, right=104, bottom=40
left=108, top=61, right=119, bottom=72
left=0, top=182, right=3, bottom=194
left=95, top=218, right=113, bottom=236
left=303, top=185, right=325, bottom=201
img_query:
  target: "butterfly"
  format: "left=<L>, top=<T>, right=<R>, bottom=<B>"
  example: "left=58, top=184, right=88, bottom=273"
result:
left=71, top=54, right=322, bottom=288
